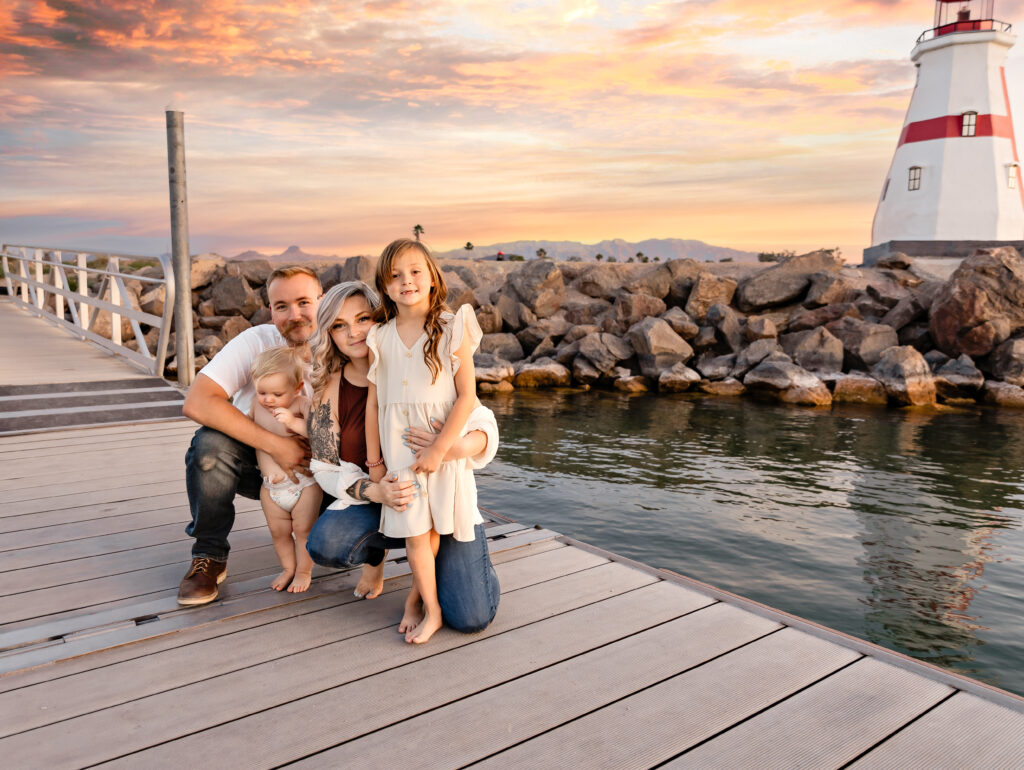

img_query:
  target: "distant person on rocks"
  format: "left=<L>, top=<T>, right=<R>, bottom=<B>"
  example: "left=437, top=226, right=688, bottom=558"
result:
left=178, top=265, right=322, bottom=606
left=305, top=279, right=501, bottom=636
left=248, top=346, right=322, bottom=593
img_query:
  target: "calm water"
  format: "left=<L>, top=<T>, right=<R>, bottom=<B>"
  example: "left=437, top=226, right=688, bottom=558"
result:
left=476, top=390, right=1024, bottom=696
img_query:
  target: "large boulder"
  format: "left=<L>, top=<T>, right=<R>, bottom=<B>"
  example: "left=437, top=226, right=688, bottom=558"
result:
left=212, top=275, right=261, bottom=317
left=474, top=353, right=514, bottom=383
left=494, top=290, right=537, bottom=331
left=743, top=355, right=832, bottom=406
left=623, top=263, right=672, bottom=299
left=561, top=289, right=612, bottom=326
left=665, top=258, right=704, bottom=307
left=626, top=317, right=694, bottom=378
left=338, top=255, right=377, bottom=285
left=698, top=378, right=746, bottom=396
left=190, top=254, right=225, bottom=289
left=929, top=247, right=1024, bottom=357
left=578, top=332, right=633, bottom=375
left=744, top=315, right=777, bottom=341
left=803, top=271, right=858, bottom=308
left=611, top=292, right=667, bottom=329
left=229, top=259, right=274, bottom=286
left=139, top=285, right=167, bottom=317
left=989, top=337, right=1024, bottom=386
left=443, top=270, right=477, bottom=309
left=695, top=352, right=736, bottom=380
left=880, top=295, right=926, bottom=332
left=706, top=303, right=744, bottom=353
left=788, top=302, right=862, bottom=333
left=685, top=273, right=737, bottom=322
left=507, top=260, right=565, bottom=318
left=983, top=380, right=1024, bottom=407
left=731, top=338, right=779, bottom=379
left=661, top=307, right=699, bottom=339
left=479, top=332, right=525, bottom=362
left=517, top=316, right=572, bottom=354
left=658, top=363, right=701, bottom=393
left=832, top=373, right=889, bottom=404
left=935, top=354, right=985, bottom=401
left=575, top=264, right=627, bottom=301
left=220, top=316, right=252, bottom=342
left=513, top=357, right=571, bottom=388
left=870, top=346, right=936, bottom=405
left=779, top=327, right=844, bottom=374
left=825, top=316, right=898, bottom=370
left=476, top=304, right=502, bottom=334
left=735, top=250, right=843, bottom=312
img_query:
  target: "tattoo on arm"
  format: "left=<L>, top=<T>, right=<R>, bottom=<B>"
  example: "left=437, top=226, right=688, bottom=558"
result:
left=346, top=478, right=371, bottom=501
left=308, top=402, right=340, bottom=464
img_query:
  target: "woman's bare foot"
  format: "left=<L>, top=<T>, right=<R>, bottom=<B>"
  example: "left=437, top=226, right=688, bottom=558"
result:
left=398, top=596, right=423, bottom=635
left=271, top=569, right=295, bottom=591
left=407, top=609, right=443, bottom=644
left=287, top=570, right=312, bottom=593
left=354, top=562, right=384, bottom=599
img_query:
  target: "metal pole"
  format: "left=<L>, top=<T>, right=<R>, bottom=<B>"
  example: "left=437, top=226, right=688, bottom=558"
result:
left=166, top=110, right=194, bottom=386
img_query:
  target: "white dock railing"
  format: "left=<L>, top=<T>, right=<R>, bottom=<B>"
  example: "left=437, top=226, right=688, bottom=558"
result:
left=1, top=244, right=175, bottom=376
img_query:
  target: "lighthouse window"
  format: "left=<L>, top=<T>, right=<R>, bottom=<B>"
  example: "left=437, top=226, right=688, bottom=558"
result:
left=1010, top=165, right=1020, bottom=190
left=908, top=166, right=922, bottom=191
left=961, top=112, right=977, bottom=137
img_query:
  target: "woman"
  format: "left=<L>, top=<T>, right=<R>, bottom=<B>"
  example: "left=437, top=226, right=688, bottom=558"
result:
left=305, top=281, right=501, bottom=632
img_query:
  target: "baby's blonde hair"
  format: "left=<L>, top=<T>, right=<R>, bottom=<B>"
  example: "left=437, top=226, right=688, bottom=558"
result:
left=250, top=346, right=304, bottom=387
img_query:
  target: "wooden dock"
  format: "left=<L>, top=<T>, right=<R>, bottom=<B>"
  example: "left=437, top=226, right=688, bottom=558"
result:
left=2, top=300, right=1024, bottom=768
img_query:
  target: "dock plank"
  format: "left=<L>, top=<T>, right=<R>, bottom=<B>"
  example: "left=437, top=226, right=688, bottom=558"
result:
left=0, top=562, right=658, bottom=767
left=665, top=657, right=953, bottom=769
left=472, top=627, right=862, bottom=769
left=851, top=691, right=1024, bottom=769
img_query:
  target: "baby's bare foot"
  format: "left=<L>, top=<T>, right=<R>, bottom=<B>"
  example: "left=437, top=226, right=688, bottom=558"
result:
left=407, top=610, right=443, bottom=644
left=398, top=597, right=423, bottom=635
left=287, top=571, right=312, bottom=593
left=271, top=569, right=295, bottom=591
left=354, top=563, right=384, bottom=599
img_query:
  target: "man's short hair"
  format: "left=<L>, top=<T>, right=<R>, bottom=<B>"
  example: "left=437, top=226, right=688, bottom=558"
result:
left=250, top=346, right=304, bottom=386
left=266, top=265, right=322, bottom=293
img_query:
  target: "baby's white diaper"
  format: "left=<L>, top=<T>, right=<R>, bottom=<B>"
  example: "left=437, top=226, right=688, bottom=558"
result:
left=263, top=473, right=318, bottom=513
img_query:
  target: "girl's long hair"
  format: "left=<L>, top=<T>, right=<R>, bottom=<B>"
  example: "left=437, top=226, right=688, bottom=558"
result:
left=374, top=238, right=449, bottom=383
left=308, top=280, right=380, bottom=405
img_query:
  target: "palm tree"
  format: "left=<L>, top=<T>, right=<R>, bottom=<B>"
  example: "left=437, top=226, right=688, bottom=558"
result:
left=596, top=253, right=604, bottom=261
left=413, top=224, right=424, bottom=242
left=536, top=248, right=548, bottom=259
left=464, top=242, right=474, bottom=251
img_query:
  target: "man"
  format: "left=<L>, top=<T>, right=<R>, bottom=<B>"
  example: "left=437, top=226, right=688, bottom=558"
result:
left=178, top=265, right=321, bottom=605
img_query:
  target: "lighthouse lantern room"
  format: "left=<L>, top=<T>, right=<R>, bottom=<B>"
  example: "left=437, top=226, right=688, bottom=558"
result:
left=869, top=0, right=1024, bottom=257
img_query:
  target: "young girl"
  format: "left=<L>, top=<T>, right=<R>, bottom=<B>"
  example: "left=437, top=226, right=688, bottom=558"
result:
left=366, top=238, right=483, bottom=644
left=249, top=346, right=322, bottom=592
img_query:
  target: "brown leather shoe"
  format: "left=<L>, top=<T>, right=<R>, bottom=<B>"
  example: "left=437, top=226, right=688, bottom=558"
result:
left=177, top=557, right=227, bottom=606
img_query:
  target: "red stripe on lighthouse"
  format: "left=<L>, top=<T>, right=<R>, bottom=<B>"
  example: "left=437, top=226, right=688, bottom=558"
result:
left=898, top=113, right=1015, bottom=146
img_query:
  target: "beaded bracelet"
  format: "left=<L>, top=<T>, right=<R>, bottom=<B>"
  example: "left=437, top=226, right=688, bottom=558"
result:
left=366, top=457, right=385, bottom=468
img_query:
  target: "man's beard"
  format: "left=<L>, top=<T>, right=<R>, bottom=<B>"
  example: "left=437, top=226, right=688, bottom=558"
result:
left=283, top=320, right=314, bottom=345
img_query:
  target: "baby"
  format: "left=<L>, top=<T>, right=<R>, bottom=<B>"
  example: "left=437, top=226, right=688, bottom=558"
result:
left=249, top=346, right=322, bottom=592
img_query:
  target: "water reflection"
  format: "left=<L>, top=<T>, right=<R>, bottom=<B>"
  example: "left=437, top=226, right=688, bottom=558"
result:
left=478, top=391, right=1024, bottom=695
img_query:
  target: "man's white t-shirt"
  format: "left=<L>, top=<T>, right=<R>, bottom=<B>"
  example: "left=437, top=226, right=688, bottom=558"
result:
left=199, top=325, right=312, bottom=416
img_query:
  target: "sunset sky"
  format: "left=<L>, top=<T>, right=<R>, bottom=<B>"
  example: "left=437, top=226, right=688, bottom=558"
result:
left=3, top=0, right=1023, bottom=261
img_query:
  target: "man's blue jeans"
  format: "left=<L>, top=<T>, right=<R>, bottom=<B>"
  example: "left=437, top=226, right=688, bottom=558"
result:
left=185, top=427, right=262, bottom=561
left=307, top=505, right=501, bottom=633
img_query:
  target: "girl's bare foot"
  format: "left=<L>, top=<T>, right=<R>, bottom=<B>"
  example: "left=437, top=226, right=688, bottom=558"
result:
left=287, top=570, right=312, bottom=593
left=271, top=569, right=295, bottom=591
left=354, top=562, right=384, bottom=599
left=398, top=596, right=423, bottom=635
left=407, top=609, right=443, bottom=644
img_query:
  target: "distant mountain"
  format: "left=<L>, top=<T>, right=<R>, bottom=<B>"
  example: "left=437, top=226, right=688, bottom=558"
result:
left=435, top=238, right=758, bottom=263
left=231, top=245, right=340, bottom=262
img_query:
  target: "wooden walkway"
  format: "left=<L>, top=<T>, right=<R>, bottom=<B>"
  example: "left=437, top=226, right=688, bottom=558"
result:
left=2, top=307, right=1024, bottom=768
left=0, top=299, right=184, bottom=434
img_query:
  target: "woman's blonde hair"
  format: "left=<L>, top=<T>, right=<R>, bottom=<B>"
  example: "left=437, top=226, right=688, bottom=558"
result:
left=374, top=238, right=449, bottom=384
left=250, top=346, right=304, bottom=388
left=308, top=280, right=380, bottom=404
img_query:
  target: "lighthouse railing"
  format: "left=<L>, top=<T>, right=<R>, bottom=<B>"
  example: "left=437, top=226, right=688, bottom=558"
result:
left=917, top=18, right=1012, bottom=43
left=1, top=244, right=175, bottom=376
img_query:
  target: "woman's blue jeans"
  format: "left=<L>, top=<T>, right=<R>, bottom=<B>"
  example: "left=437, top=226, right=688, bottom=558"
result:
left=307, top=505, right=501, bottom=633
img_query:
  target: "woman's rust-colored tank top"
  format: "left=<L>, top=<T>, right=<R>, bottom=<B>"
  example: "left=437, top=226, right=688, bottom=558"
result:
left=338, top=369, right=368, bottom=469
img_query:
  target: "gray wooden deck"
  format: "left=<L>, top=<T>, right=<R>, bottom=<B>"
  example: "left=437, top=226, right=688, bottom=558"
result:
left=2, top=305, right=1023, bottom=769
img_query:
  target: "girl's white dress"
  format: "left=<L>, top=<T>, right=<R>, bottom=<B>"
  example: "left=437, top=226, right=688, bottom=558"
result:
left=366, top=304, right=484, bottom=542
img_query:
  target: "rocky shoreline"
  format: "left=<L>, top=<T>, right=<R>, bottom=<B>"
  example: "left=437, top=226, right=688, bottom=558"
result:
left=122, top=246, right=1024, bottom=408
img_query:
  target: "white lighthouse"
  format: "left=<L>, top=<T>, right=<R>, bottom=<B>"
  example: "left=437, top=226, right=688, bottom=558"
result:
left=870, top=0, right=1024, bottom=257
